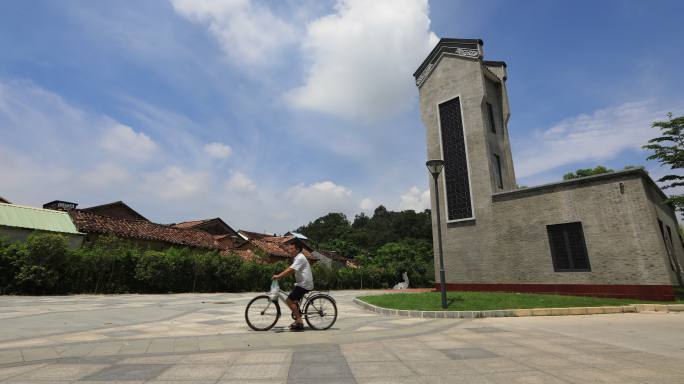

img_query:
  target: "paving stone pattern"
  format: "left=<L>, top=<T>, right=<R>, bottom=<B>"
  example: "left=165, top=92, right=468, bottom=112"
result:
left=0, top=292, right=683, bottom=383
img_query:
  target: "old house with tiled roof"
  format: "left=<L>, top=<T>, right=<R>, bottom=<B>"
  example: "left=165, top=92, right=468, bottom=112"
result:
left=172, top=218, right=244, bottom=250
left=79, top=201, right=148, bottom=221
left=68, top=210, right=221, bottom=251
left=236, top=231, right=316, bottom=264
left=40, top=200, right=225, bottom=251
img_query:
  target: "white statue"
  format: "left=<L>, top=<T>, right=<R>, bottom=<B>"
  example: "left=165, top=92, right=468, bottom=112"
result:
left=392, top=272, right=409, bottom=290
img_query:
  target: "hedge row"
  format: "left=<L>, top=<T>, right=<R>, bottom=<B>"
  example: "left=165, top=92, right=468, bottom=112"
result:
left=0, top=233, right=421, bottom=295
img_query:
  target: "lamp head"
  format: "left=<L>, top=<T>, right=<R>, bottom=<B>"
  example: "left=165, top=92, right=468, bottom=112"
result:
left=425, top=159, right=445, bottom=176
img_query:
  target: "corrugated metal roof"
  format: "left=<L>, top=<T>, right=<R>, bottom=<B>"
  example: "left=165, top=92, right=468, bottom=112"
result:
left=0, top=203, right=82, bottom=235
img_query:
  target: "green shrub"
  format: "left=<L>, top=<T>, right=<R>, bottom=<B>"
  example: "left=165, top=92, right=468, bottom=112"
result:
left=13, top=233, right=69, bottom=294
left=0, top=233, right=434, bottom=294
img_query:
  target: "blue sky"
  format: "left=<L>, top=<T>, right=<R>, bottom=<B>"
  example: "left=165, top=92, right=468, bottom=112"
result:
left=1, top=0, right=682, bottom=232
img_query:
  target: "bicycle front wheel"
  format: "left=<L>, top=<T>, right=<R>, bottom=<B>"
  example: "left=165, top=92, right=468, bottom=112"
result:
left=245, top=295, right=280, bottom=331
left=303, top=294, right=337, bottom=330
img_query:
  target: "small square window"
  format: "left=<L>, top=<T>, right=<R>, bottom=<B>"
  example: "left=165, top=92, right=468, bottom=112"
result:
left=546, top=222, right=591, bottom=272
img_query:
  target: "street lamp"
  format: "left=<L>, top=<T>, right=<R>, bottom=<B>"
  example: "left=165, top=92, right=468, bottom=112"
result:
left=426, top=159, right=448, bottom=309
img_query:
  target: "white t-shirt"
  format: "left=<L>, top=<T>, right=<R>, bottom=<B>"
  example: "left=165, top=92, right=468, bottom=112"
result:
left=290, top=252, right=314, bottom=290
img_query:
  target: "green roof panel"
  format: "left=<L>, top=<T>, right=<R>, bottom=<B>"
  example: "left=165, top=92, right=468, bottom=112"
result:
left=0, top=203, right=82, bottom=235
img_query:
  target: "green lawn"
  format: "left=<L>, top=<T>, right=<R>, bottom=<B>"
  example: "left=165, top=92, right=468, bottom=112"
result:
left=358, top=291, right=670, bottom=311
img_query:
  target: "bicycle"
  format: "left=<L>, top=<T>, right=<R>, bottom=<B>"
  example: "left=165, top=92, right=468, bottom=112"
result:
left=244, top=281, right=338, bottom=331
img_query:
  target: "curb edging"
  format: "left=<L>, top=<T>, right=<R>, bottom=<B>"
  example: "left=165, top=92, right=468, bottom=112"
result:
left=352, top=298, right=684, bottom=319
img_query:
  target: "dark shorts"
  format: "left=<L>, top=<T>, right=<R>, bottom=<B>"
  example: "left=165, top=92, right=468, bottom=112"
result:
left=288, top=286, right=309, bottom=302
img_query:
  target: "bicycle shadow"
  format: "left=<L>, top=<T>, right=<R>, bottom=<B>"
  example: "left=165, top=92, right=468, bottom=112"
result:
left=271, top=326, right=341, bottom=333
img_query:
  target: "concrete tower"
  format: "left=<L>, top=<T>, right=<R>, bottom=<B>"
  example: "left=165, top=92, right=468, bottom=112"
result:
left=415, top=38, right=683, bottom=300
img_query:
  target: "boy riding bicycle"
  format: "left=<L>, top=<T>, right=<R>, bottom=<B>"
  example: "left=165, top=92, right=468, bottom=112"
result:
left=272, top=243, right=313, bottom=330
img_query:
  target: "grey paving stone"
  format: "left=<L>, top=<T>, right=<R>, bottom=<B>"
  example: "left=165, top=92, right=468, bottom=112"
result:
left=21, top=347, right=59, bottom=362
left=348, top=362, right=415, bottom=378
left=442, top=347, right=499, bottom=360
left=88, top=342, right=123, bottom=356
left=235, top=351, right=291, bottom=364
left=289, top=361, right=353, bottom=380
left=81, top=363, right=171, bottom=381
left=0, top=349, right=23, bottom=365
left=289, top=379, right=357, bottom=384
left=403, top=360, right=477, bottom=376
left=421, top=375, right=494, bottom=384
left=217, top=380, right=286, bottom=384
left=17, top=363, right=108, bottom=380
left=146, top=339, right=175, bottom=354
left=223, top=363, right=289, bottom=380
left=200, top=309, right=236, bottom=315
left=467, top=327, right=509, bottom=333
left=292, top=351, right=345, bottom=364
left=0, top=363, right=46, bottom=381
left=182, top=351, right=238, bottom=363
left=118, top=340, right=151, bottom=355
left=343, top=349, right=398, bottom=362
left=462, top=357, right=531, bottom=374
left=155, top=364, right=228, bottom=380
left=198, top=319, right=234, bottom=325
left=103, top=330, right=145, bottom=338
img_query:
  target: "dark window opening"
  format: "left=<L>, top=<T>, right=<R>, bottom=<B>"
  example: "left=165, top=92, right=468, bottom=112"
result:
left=493, top=154, right=503, bottom=189
left=487, top=102, right=496, bottom=133
left=547, top=222, right=591, bottom=272
left=659, top=220, right=675, bottom=271
left=439, top=97, right=473, bottom=221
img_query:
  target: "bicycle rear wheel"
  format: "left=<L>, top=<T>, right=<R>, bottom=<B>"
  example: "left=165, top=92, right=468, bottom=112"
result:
left=303, top=294, right=337, bottom=330
left=245, top=295, right=280, bottom=331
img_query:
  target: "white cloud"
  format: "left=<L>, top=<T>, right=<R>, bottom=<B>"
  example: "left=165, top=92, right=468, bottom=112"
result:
left=286, top=0, right=438, bottom=121
left=225, top=171, right=256, bottom=192
left=359, top=197, right=375, bottom=211
left=514, top=101, right=675, bottom=179
left=142, top=166, right=209, bottom=200
left=171, top=0, right=297, bottom=66
left=288, top=181, right=352, bottom=202
left=204, top=142, right=232, bottom=159
left=398, top=186, right=430, bottom=211
left=285, top=181, right=354, bottom=220
left=100, top=124, right=157, bottom=160
left=80, top=163, right=130, bottom=189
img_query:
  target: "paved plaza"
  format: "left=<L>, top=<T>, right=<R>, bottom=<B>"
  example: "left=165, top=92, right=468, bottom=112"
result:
left=0, top=291, right=683, bottom=383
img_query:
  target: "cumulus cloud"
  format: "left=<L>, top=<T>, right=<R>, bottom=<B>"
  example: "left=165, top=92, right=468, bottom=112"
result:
left=171, top=0, right=297, bottom=66
left=100, top=124, right=157, bottom=160
left=285, top=181, right=354, bottom=219
left=225, top=171, right=256, bottom=192
left=514, top=101, right=675, bottom=179
left=288, top=181, right=352, bottom=202
left=286, top=0, right=438, bottom=121
left=142, top=166, right=209, bottom=200
left=398, top=186, right=430, bottom=211
left=80, top=163, right=130, bottom=189
left=359, top=197, right=375, bottom=211
left=204, top=142, right=232, bottom=159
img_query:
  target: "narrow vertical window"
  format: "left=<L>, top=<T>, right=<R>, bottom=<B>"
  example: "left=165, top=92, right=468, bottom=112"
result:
left=658, top=219, right=675, bottom=271
left=487, top=102, right=496, bottom=133
left=546, top=222, right=591, bottom=272
left=438, top=97, right=473, bottom=221
left=493, top=154, right=503, bottom=189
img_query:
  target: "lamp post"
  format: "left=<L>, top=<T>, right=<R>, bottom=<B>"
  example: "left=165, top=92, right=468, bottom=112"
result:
left=426, top=159, right=448, bottom=309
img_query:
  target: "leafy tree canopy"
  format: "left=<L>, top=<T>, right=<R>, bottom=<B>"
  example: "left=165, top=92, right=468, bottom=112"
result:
left=644, top=113, right=684, bottom=211
left=562, top=165, right=614, bottom=180
left=295, top=206, right=432, bottom=258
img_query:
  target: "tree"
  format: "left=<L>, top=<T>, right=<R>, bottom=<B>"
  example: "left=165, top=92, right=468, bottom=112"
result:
left=643, top=113, right=684, bottom=212
left=562, top=165, right=613, bottom=180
